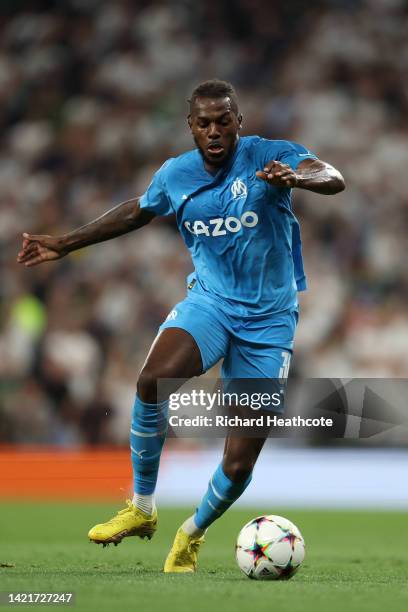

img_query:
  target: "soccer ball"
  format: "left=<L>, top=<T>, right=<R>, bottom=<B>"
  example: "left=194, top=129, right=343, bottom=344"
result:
left=235, top=515, right=305, bottom=580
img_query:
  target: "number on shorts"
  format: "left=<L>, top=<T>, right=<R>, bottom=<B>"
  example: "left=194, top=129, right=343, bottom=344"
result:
left=279, top=351, right=291, bottom=383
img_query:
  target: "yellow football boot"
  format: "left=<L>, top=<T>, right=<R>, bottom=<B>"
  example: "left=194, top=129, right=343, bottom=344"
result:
left=88, top=500, right=157, bottom=547
left=163, top=527, right=205, bottom=573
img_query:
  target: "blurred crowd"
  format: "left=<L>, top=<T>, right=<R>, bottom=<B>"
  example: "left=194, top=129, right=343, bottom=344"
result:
left=1, top=0, right=408, bottom=445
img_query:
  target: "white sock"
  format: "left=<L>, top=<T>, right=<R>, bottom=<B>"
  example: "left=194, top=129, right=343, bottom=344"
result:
left=182, top=515, right=206, bottom=538
left=132, top=493, right=155, bottom=516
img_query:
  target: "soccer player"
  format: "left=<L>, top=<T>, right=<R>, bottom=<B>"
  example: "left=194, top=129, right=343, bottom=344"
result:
left=17, top=80, right=345, bottom=573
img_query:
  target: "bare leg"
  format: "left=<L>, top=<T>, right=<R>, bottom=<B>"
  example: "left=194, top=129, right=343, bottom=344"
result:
left=137, top=327, right=203, bottom=403
left=222, top=435, right=268, bottom=482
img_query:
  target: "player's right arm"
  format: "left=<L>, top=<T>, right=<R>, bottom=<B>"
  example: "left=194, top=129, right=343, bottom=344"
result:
left=17, top=197, right=155, bottom=267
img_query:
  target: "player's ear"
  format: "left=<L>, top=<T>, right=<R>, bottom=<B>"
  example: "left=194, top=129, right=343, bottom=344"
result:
left=187, top=114, right=192, bottom=130
left=238, top=113, right=243, bottom=129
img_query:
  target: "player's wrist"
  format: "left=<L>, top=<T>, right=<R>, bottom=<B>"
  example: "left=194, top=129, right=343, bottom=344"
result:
left=58, top=233, right=79, bottom=253
left=293, top=174, right=309, bottom=189
left=291, top=174, right=300, bottom=188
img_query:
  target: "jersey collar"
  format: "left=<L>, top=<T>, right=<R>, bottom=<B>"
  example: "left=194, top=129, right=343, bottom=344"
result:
left=196, top=137, right=244, bottom=183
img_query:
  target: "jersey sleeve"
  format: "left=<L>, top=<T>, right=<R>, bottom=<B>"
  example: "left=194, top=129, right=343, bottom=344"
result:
left=277, top=141, right=318, bottom=170
left=139, top=159, right=174, bottom=217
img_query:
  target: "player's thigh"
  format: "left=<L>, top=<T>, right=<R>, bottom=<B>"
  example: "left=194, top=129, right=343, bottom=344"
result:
left=138, top=298, right=229, bottom=402
left=141, top=327, right=203, bottom=379
left=138, top=327, right=203, bottom=403
left=158, top=298, right=229, bottom=374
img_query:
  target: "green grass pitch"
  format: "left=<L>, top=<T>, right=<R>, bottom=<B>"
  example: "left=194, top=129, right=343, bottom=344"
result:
left=1, top=503, right=408, bottom=612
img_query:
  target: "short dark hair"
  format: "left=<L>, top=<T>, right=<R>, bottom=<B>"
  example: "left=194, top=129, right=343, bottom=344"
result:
left=188, top=79, right=239, bottom=115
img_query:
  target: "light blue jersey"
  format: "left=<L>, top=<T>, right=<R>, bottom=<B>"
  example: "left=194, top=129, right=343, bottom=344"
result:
left=140, top=136, right=316, bottom=317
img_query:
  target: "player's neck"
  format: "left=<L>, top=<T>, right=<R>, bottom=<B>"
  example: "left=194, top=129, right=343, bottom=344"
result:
left=204, top=162, right=221, bottom=176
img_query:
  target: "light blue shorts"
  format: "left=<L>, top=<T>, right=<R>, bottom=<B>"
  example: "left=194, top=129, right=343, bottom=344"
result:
left=159, top=290, right=298, bottom=380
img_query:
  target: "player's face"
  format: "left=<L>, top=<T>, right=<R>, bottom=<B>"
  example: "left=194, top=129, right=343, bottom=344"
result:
left=188, top=97, right=242, bottom=171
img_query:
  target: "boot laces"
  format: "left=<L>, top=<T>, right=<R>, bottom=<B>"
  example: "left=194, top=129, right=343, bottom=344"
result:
left=188, top=539, right=203, bottom=554
left=106, top=500, right=134, bottom=524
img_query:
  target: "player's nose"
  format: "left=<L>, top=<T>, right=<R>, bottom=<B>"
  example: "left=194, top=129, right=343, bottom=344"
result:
left=207, top=122, right=221, bottom=138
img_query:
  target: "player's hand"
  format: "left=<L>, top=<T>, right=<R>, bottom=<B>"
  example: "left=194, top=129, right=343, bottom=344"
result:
left=17, top=233, right=68, bottom=267
left=256, top=161, right=298, bottom=188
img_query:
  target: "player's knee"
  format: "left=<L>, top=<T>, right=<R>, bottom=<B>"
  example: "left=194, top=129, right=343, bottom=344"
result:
left=137, top=368, right=159, bottom=404
left=222, top=459, right=253, bottom=483
left=137, top=365, right=180, bottom=403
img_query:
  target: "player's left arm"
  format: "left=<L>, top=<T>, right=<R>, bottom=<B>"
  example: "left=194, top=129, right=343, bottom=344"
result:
left=256, top=158, right=345, bottom=195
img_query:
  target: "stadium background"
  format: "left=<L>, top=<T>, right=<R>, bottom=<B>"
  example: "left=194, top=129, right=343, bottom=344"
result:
left=1, top=0, right=408, bottom=509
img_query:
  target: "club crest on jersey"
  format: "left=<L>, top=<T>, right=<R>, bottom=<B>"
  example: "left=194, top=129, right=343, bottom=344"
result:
left=231, top=178, right=247, bottom=199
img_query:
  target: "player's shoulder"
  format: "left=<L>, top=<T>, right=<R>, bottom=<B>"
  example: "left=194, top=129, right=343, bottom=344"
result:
left=157, top=149, right=198, bottom=178
left=155, top=156, right=176, bottom=178
left=243, top=136, right=317, bottom=167
left=169, top=148, right=199, bottom=168
left=245, top=136, right=309, bottom=154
